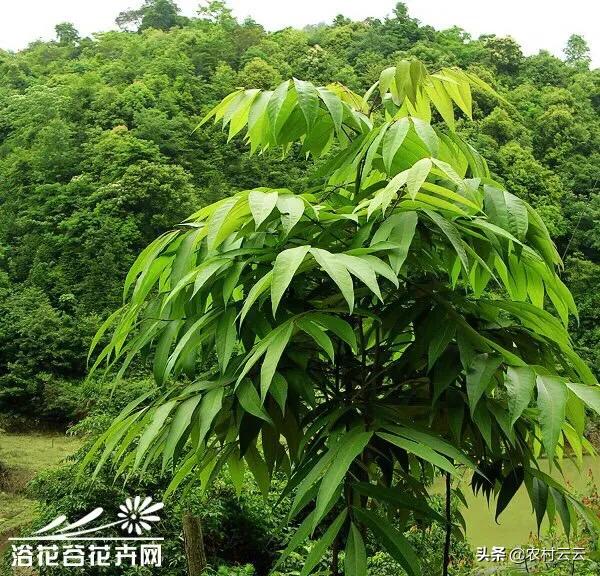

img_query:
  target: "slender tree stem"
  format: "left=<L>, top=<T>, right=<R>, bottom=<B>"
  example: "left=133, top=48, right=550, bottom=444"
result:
left=443, top=472, right=452, bottom=576
left=331, top=532, right=340, bottom=576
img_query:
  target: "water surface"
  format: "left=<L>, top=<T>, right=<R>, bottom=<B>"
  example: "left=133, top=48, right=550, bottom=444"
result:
left=458, top=456, right=598, bottom=550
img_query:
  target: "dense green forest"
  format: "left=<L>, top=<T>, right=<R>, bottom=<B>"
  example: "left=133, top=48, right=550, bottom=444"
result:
left=1, top=1, right=599, bottom=426
left=1, top=1, right=599, bottom=575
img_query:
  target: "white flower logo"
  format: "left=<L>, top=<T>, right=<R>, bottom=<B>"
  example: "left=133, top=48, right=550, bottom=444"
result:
left=118, top=497, right=164, bottom=535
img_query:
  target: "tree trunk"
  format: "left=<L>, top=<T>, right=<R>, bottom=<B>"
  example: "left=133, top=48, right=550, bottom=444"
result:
left=182, top=512, right=207, bottom=576
left=331, top=534, right=340, bottom=576
left=443, top=473, right=452, bottom=576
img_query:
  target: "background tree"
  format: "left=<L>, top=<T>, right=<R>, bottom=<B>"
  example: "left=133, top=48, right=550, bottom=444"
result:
left=54, top=22, right=79, bottom=45
left=482, top=35, right=523, bottom=75
left=140, top=0, right=182, bottom=31
left=564, top=34, right=591, bottom=68
left=87, top=61, right=600, bottom=576
left=116, top=0, right=183, bottom=31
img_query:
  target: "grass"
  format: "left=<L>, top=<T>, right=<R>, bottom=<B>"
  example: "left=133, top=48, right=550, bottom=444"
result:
left=0, top=432, right=80, bottom=550
left=0, top=493, right=36, bottom=537
left=0, top=433, right=80, bottom=473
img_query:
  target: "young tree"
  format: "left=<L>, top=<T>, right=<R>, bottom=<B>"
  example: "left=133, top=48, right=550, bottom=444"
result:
left=87, top=61, right=600, bottom=575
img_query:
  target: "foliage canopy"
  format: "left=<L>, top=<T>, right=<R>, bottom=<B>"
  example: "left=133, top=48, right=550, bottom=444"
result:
left=87, top=59, right=600, bottom=574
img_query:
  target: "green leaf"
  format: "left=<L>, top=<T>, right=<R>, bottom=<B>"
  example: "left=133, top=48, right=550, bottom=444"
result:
left=362, top=124, right=389, bottom=179
left=207, top=196, right=239, bottom=250
left=379, top=67, right=396, bottom=99
left=530, top=476, right=549, bottom=530
left=367, top=170, right=409, bottom=219
left=466, top=353, right=502, bottom=415
left=505, top=365, right=536, bottom=425
left=345, top=523, right=367, bottom=576
left=290, top=449, right=337, bottom=518
left=425, top=210, right=469, bottom=272
left=377, top=432, right=456, bottom=475
left=240, top=271, right=273, bottom=324
left=394, top=60, right=412, bottom=104
left=353, top=507, right=421, bottom=576
left=162, top=396, right=201, bottom=471
left=271, top=245, right=310, bottom=316
left=338, top=254, right=382, bottom=301
left=425, top=78, right=455, bottom=130
left=134, top=400, right=177, bottom=470
left=536, top=375, right=567, bottom=462
left=317, top=87, right=343, bottom=134
left=196, top=387, right=224, bottom=446
left=274, top=510, right=317, bottom=569
left=496, top=467, right=524, bottom=521
left=484, top=186, right=529, bottom=241
left=359, top=254, right=399, bottom=288
left=299, top=509, right=347, bottom=576
left=294, top=78, right=320, bottom=130
left=247, top=90, right=271, bottom=151
left=406, top=157, right=432, bottom=200
left=566, top=382, right=600, bottom=415
left=170, top=229, right=201, bottom=286
left=223, top=261, right=245, bottom=305
left=216, top=308, right=237, bottom=374
left=310, top=248, right=354, bottom=312
left=153, top=320, right=183, bottom=385
left=270, top=372, right=288, bottom=415
left=164, top=452, right=197, bottom=498
left=473, top=403, right=493, bottom=448
left=277, top=194, right=305, bottom=236
left=387, top=426, right=477, bottom=471
left=412, top=118, right=438, bottom=156
left=164, top=312, right=217, bottom=380
left=566, top=392, right=586, bottom=436
left=260, top=321, right=294, bottom=401
left=352, top=482, right=445, bottom=523
left=199, top=89, right=243, bottom=126
left=428, top=319, right=456, bottom=370
left=123, top=231, right=178, bottom=301
left=382, top=117, right=410, bottom=173
left=249, top=189, right=278, bottom=229
left=307, top=312, right=358, bottom=353
left=297, top=318, right=335, bottom=362
left=87, top=306, right=124, bottom=362
left=313, top=429, right=372, bottom=528
left=228, top=89, right=259, bottom=140
left=439, top=69, right=472, bottom=117
left=372, top=211, right=418, bottom=274
left=550, top=487, right=571, bottom=537
left=267, top=80, right=290, bottom=137
left=227, top=451, right=245, bottom=496
left=431, top=158, right=465, bottom=190
left=245, top=443, right=271, bottom=498
left=237, top=378, right=272, bottom=424
left=189, top=258, right=230, bottom=298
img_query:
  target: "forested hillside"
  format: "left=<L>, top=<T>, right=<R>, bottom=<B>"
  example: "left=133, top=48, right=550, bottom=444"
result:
left=0, top=0, right=598, bottom=427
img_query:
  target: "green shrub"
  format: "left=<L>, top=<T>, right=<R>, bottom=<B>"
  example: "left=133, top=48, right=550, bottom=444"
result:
left=3, top=415, right=289, bottom=576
